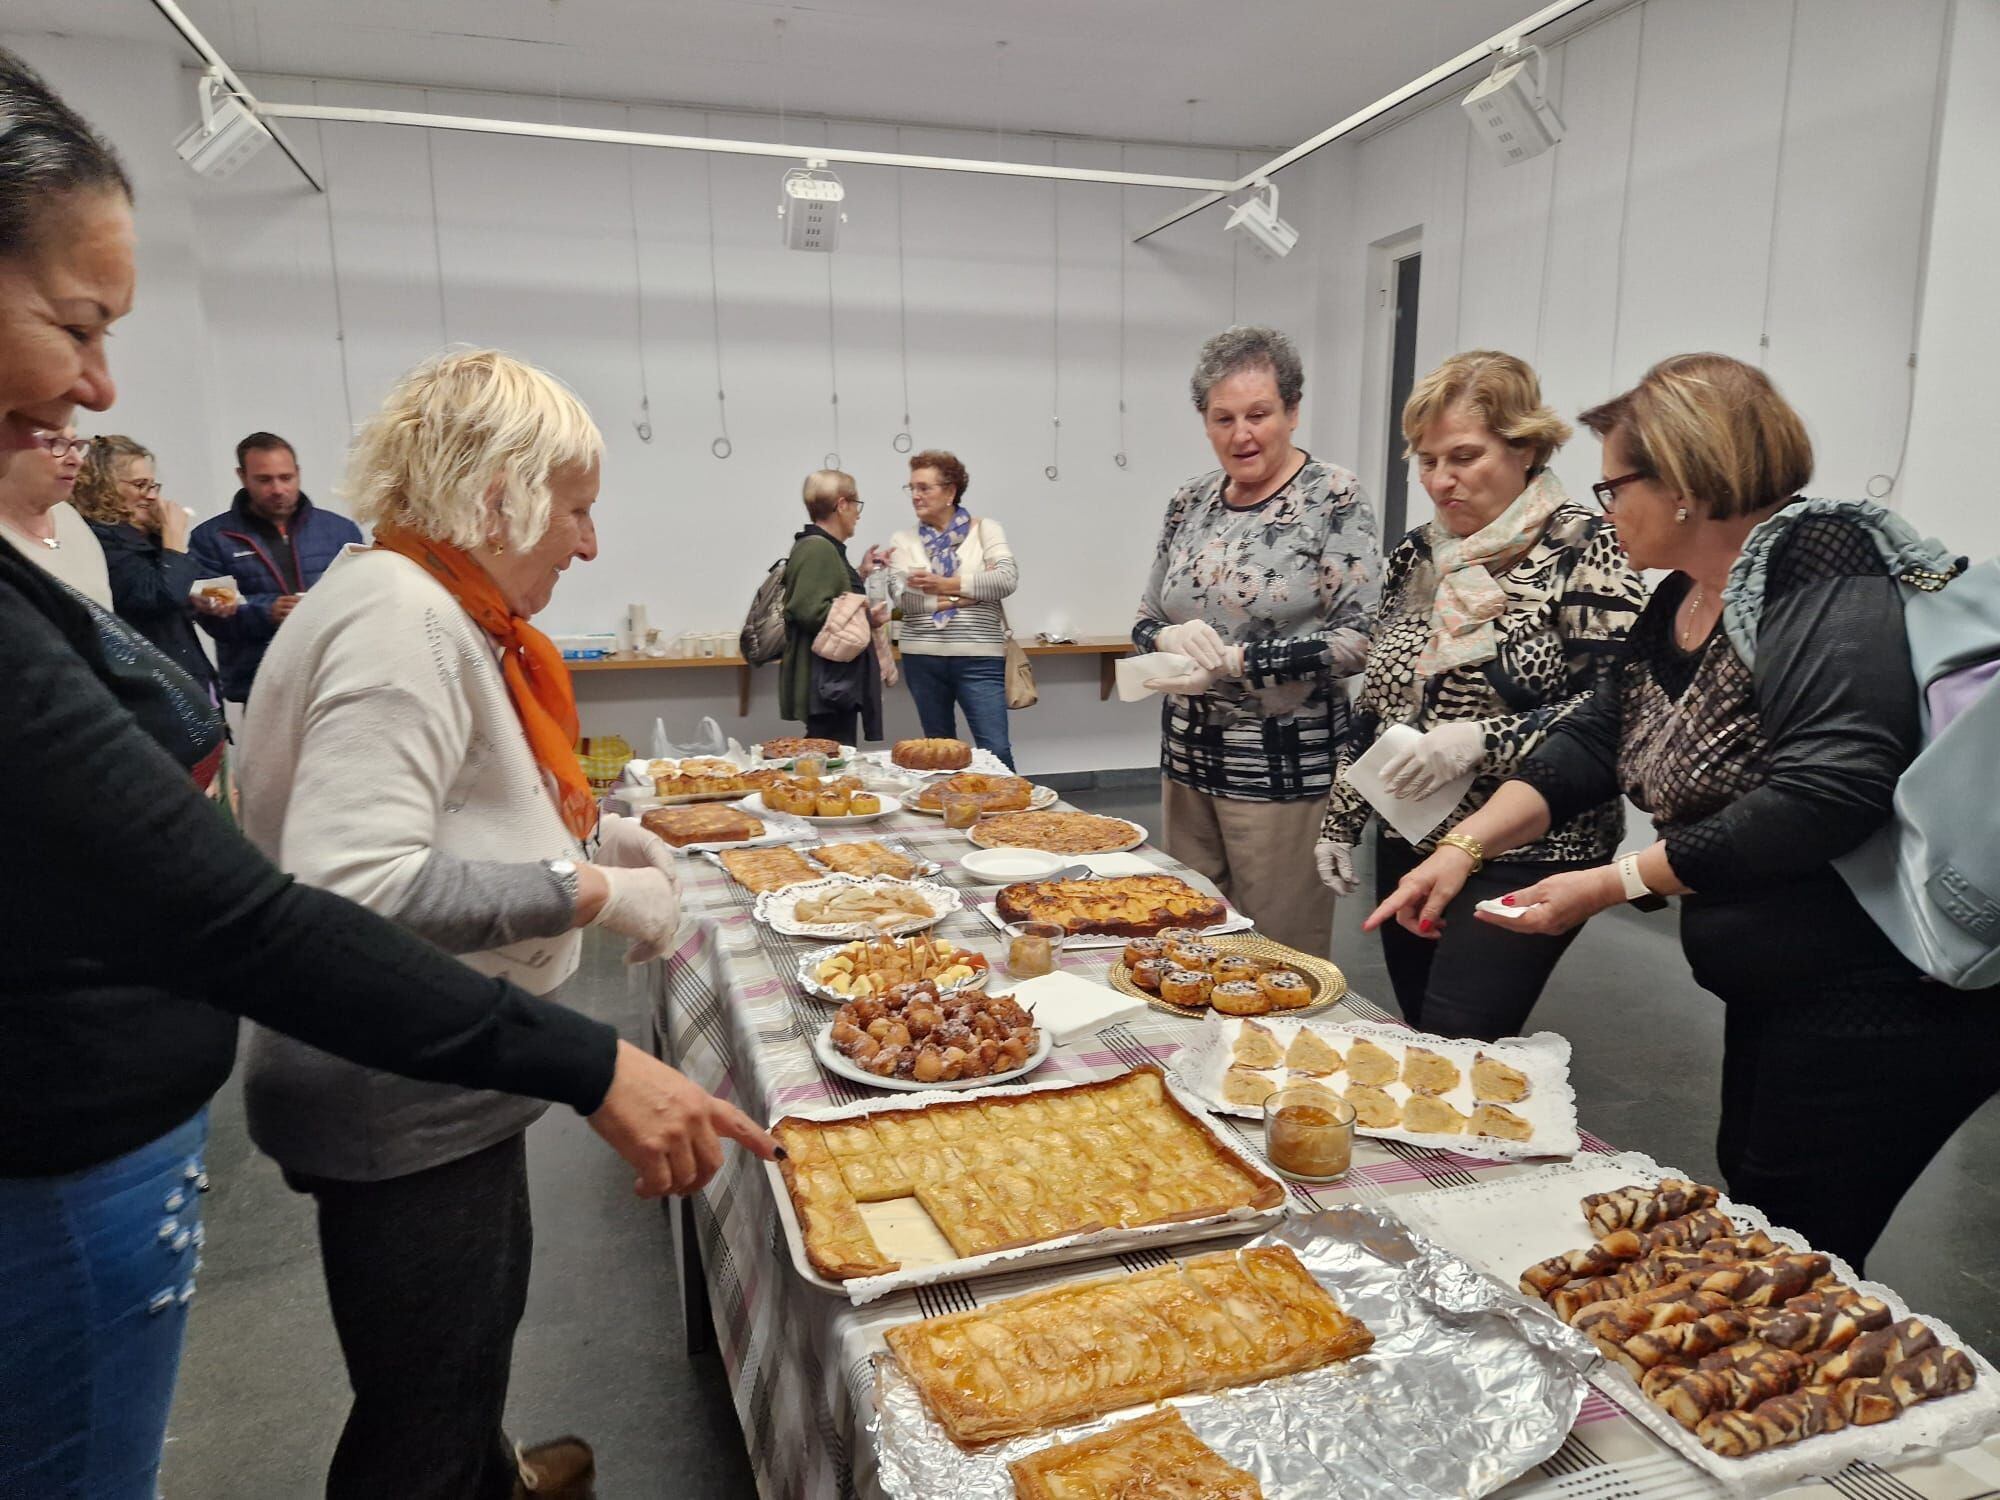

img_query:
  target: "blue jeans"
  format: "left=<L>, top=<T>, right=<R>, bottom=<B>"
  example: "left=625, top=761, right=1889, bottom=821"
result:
left=0, top=1111, right=210, bottom=1500
left=901, top=653, right=1014, bottom=768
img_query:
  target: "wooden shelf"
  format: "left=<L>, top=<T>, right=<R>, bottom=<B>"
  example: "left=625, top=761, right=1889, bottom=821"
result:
left=567, top=635, right=1134, bottom=715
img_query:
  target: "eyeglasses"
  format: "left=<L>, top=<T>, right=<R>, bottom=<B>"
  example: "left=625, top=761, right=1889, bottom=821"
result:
left=34, top=433, right=85, bottom=458
left=904, top=483, right=945, bottom=496
left=842, top=496, right=864, bottom=513
left=123, top=478, right=165, bottom=498
left=1591, top=471, right=1647, bottom=513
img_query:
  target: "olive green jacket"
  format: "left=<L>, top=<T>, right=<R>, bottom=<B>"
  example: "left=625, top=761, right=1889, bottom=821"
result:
left=778, top=526, right=859, bottom=722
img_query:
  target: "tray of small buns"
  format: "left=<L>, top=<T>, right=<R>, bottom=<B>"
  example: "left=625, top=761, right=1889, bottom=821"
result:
left=624, top=754, right=756, bottom=804
left=1390, top=1153, right=2000, bottom=1495
left=740, top=771, right=896, bottom=823
left=1181, top=1013, right=1581, bottom=1160
left=1108, top=931, right=1346, bottom=1017
left=767, top=1065, right=1287, bottom=1303
left=755, top=874, right=962, bottom=939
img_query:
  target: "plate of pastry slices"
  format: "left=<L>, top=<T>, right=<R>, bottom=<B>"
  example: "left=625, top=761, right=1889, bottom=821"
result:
left=904, top=773, right=1058, bottom=815
left=1182, top=1012, right=1580, bottom=1160
left=797, top=935, right=992, bottom=1002
left=755, top=874, right=962, bottom=939
left=966, top=811, right=1145, bottom=854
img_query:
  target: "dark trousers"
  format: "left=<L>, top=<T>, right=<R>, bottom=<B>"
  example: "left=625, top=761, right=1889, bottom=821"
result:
left=1684, top=882, right=2000, bottom=1272
left=900, top=653, right=1015, bottom=768
left=804, top=708, right=858, bottom=745
left=1374, top=831, right=1590, bottom=1042
left=288, top=1134, right=532, bottom=1500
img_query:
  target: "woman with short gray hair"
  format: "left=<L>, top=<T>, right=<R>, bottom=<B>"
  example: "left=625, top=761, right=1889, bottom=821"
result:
left=1132, top=325, right=1382, bottom=956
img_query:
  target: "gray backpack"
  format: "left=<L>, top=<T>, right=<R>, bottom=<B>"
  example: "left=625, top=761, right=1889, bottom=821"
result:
left=1722, top=498, right=2000, bottom=988
left=739, top=557, right=789, bottom=666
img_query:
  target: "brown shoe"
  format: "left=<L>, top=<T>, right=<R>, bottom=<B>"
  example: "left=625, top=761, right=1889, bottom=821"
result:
left=514, top=1436, right=596, bottom=1499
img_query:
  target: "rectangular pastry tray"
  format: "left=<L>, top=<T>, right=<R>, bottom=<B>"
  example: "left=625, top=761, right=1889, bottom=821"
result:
left=1179, top=1012, right=1581, bottom=1160
left=1389, top=1152, right=2000, bottom=1496
left=764, top=1070, right=1288, bottom=1305
left=969, top=899, right=1255, bottom=950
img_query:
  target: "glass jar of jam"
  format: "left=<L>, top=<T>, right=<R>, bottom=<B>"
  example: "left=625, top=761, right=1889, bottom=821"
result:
left=1263, top=1087, right=1355, bottom=1183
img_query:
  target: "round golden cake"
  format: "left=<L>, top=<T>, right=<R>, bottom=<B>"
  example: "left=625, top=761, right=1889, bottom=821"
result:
left=891, top=737, right=973, bottom=770
left=967, top=811, right=1141, bottom=855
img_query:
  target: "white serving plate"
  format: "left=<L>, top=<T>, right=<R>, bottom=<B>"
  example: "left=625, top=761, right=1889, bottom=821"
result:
left=1391, top=1153, right=2000, bottom=1497
left=752, top=741, right=857, bottom=767
left=754, top=874, right=962, bottom=939
left=860, top=746, right=1014, bottom=778
left=811, top=1019, right=1051, bottom=1092
left=794, top=940, right=992, bottom=1004
left=1181, top=1013, right=1581, bottom=1160
left=956, top=847, right=1073, bottom=884
left=736, top=790, right=901, bottom=826
left=966, top=815, right=1147, bottom=854
left=903, top=782, right=1059, bottom=816
left=765, top=1070, right=1288, bottom=1303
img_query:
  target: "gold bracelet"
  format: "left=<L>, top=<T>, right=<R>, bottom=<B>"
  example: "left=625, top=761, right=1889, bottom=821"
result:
left=1436, top=832, right=1486, bottom=873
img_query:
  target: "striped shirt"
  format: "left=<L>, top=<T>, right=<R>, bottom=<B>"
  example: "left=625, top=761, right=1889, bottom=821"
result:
left=869, top=516, right=1018, bottom=657
left=1134, top=456, right=1381, bottom=801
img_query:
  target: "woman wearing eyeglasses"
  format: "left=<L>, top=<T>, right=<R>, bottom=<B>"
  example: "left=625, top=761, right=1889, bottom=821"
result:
left=867, top=449, right=1019, bottom=768
left=1318, top=352, right=1644, bottom=1040
left=0, top=426, right=110, bottom=606
left=72, top=434, right=230, bottom=698
left=779, top=468, right=890, bottom=747
left=1368, top=353, right=2000, bottom=1269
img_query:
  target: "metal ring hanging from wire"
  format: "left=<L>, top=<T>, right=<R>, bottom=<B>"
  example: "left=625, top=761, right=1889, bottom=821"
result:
left=1045, top=157, right=1061, bottom=481
left=891, top=127, right=915, bottom=455
left=1114, top=146, right=1130, bottom=471
left=701, top=119, right=732, bottom=459
left=622, top=107, right=654, bottom=443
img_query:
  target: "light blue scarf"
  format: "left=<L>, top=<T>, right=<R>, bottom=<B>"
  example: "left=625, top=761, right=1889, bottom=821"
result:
left=918, top=506, right=972, bottom=625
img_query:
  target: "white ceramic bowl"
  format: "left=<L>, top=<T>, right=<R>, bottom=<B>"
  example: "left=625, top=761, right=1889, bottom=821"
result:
left=957, top=847, right=1071, bottom=884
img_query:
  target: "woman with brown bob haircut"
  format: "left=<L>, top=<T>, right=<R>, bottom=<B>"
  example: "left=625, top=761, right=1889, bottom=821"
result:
left=1370, top=352, right=2000, bottom=1269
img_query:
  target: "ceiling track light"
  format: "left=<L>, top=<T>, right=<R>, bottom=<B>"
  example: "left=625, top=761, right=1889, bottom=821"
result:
left=780, top=159, right=847, bottom=252
left=175, top=66, right=274, bottom=180
left=1463, top=41, right=1565, bottom=165
left=1223, top=178, right=1299, bottom=260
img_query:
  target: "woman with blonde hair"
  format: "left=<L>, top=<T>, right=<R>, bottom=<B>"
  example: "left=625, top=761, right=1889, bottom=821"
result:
left=1321, top=350, right=1643, bottom=1039
left=780, top=467, right=889, bottom=745
left=74, top=434, right=229, bottom=696
left=1369, top=353, right=2000, bottom=1267
left=238, top=349, right=759, bottom=1500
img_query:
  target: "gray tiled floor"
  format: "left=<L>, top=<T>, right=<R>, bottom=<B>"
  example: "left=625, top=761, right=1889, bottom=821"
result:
left=161, top=780, right=2000, bottom=1498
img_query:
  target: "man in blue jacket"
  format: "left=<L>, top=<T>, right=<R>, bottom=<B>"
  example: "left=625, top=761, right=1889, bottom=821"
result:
left=190, top=432, right=362, bottom=705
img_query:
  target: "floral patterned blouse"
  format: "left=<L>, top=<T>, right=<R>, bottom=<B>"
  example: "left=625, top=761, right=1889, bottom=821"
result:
left=1133, top=456, right=1382, bottom=801
left=1321, top=494, right=1644, bottom=863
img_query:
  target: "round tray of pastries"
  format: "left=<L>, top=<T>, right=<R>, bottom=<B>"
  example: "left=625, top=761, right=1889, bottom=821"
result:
left=815, top=982, right=1048, bottom=1091
left=740, top=773, right=896, bottom=824
left=906, top=772, right=1055, bottom=815
left=1109, top=931, right=1347, bottom=1018
left=967, top=811, right=1146, bottom=854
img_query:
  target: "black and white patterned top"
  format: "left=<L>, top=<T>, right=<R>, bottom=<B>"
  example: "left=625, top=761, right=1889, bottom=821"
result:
left=1322, top=497, right=1645, bottom=862
left=1133, top=456, right=1382, bottom=802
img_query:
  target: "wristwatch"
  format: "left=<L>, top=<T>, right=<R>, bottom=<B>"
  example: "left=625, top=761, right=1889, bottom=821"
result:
left=1616, top=853, right=1669, bottom=912
left=543, top=857, right=581, bottom=908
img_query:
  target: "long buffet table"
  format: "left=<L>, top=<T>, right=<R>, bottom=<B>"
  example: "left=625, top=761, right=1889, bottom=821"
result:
left=646, top=797, right=2000, bottom=1500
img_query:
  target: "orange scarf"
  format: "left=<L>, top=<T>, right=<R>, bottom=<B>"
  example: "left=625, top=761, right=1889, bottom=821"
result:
left=374, top=525, right=598, bottom=841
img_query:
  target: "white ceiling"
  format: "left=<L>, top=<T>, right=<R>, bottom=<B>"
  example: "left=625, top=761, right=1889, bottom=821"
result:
left=24, top=0, right=1559, bottom=153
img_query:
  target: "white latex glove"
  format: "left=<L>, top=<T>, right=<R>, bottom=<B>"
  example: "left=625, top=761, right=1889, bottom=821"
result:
left=1152, top=619, right=1233, bottom=673
left=1379, top=721, right=1486, bottom=799
left=590, top=866, right=682, bottom=964
left=1314, top=840, right=1359, bottom=896
left=596, top=812, right=681, bottom=884
left=1144, top=644, right=1244, bottom=697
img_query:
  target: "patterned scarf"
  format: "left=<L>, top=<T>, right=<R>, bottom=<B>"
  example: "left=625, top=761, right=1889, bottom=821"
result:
left=1416, top=469, right=1568, bottom=677
left=374, top=524, right=598, bottom=840
left=918, top=505, right=972, bottom=626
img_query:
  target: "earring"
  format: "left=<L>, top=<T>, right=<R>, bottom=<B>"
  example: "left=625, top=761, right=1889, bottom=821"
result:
left=1674, top=506, right=1688, bottom=524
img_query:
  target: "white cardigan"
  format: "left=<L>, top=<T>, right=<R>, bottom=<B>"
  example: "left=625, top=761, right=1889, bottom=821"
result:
left=869, top=514, right=1018, bottom=658
left=237, top=546, right=584, bottom=1179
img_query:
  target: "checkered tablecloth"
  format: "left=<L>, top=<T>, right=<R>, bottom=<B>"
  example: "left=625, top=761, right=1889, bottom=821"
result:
left=647, top=804, right=2000, bottom=1500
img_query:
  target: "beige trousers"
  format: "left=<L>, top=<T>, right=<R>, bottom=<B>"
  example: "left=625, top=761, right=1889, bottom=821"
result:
left=1159, top=779, right=1335, bottom=958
